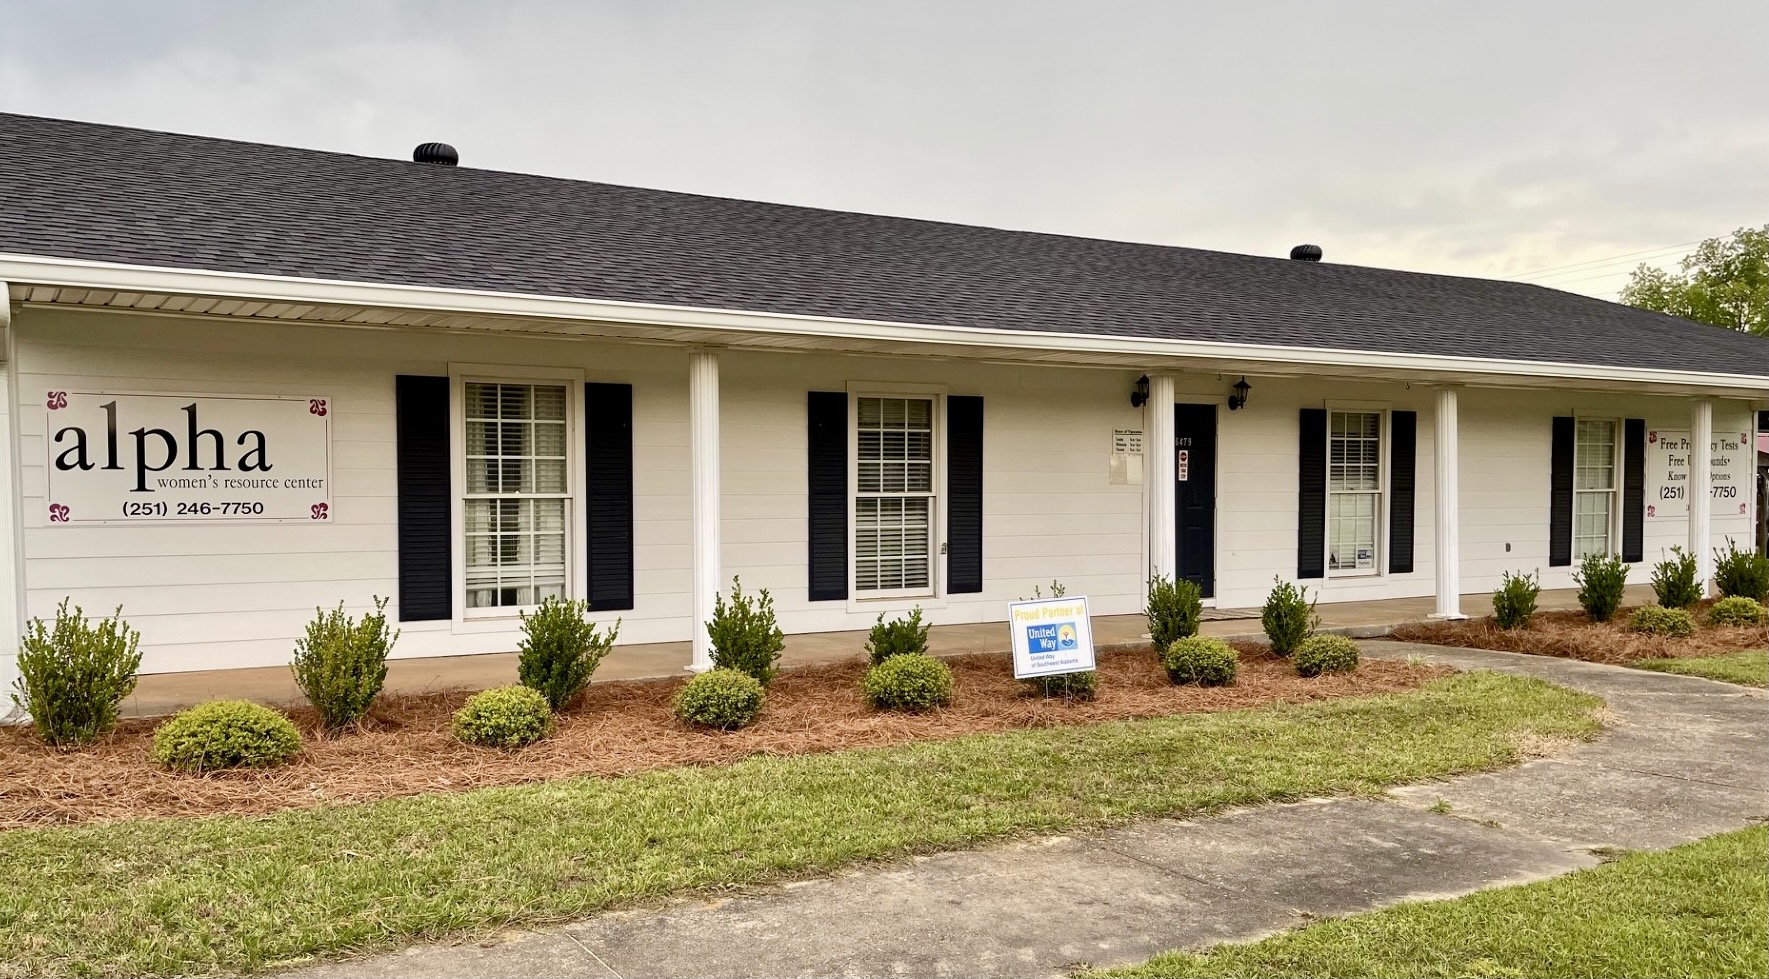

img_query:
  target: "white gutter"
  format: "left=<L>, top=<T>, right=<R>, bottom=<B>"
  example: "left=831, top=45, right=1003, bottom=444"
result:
left=1, top=253, right=1765, bottom=395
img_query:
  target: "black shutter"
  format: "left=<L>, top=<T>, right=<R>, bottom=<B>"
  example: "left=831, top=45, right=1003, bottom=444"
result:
left=1622, top=418, right=1645, bottom=563
left=807, top=392, right=848, bottom=602
left=585, top=383, right=635, bottom=611
left=947, top=395, right=984, bottom=594
left=395, top=375, right=451, bottom=622
left=1298, top=408, right=1326, bottom=579
left=1389, top=410, right=1417, bottom=574
left=1549, top=416, right=1575, bottom=567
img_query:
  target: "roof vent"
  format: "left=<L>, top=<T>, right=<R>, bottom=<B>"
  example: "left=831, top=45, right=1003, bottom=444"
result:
left=1289, top=244, right=1323, bottom=262
left=412, top=142, right=459, bottom=166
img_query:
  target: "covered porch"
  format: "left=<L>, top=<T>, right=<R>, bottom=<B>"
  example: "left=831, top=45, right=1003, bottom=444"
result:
left=120, top=584, right=1651, bottom=717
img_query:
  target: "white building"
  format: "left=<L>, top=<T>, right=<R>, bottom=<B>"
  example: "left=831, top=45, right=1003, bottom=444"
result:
left=0, top=114, right=1764, bottom=689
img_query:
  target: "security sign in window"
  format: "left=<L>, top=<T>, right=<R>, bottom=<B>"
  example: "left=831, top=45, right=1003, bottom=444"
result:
left=1009, top=597, right=1096, bottom=679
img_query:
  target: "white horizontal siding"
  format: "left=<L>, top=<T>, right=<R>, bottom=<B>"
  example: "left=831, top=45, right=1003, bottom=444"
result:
left=10, top=306, right=1757, bottom=675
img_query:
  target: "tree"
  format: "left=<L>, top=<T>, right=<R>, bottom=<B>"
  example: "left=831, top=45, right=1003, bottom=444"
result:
left=1620, top=225, right=1767, bottom=335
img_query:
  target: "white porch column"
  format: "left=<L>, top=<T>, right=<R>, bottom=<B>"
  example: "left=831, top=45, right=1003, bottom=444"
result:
left=688, top=349, right=721, bottom=672
left=1145, top=373, right=1177, bottom=582
left=1431, top=386, right=1465, bottom=619
left=1689, top=398, right=1713, bottom=595
left=0, top=283, right=20, bottom=719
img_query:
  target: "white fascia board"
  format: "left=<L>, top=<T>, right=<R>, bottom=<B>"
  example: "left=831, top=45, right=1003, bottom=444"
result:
left=2, top=252, right=1766, bottom=395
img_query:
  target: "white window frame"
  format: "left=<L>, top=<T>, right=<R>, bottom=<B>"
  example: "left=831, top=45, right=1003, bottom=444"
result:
left=448, top=364, right=587, bottom=628
left=1571, top=414, right=1622, bottom=560
left=1325, top=402, right=1390, bottom=578
left=847, top=383, right=946, bottom=607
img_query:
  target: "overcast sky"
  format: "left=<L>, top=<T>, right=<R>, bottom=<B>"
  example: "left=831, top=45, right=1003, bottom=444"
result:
left=3, top=0, right=1765, bottom=299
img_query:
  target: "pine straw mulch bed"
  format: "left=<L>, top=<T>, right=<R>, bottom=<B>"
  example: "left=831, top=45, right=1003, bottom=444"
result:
left=1391, top=603, right=1766, bottom=667
left=0, top=643, right=1448, bottom=830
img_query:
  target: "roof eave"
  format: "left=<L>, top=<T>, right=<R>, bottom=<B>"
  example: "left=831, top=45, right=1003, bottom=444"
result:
left=2, top=253, right=1765, bottom=398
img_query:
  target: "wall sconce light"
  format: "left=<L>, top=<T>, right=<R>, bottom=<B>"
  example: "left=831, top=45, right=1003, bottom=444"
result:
left=1228, top=376, right=1251, bottom=411
left=1130, top=374, right=1150, bottom=408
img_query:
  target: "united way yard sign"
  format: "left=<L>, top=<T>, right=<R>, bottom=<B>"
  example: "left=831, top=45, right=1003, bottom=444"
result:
left=1008, top=596, right=1096, bottom=679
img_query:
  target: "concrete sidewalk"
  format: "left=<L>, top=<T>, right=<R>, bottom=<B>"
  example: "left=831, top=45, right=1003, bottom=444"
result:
left=126, top=584, right=1653, bottom=717
left=283, top=640, right=1766, bottom=979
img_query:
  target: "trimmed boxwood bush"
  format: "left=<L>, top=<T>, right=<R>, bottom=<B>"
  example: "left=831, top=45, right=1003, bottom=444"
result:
left=1651, top=547, right=1702, bottom=610
left=452, top=685, right=554, bottom=749
left=517, top=597, right=619, bottom=710
left=1146, top=574, right=1203, bottom=655
left=1713, top=538, right=1769, bottom=603
left=864, top=607, right=930, bottom=665
left=151, top=700, right=301, bottom=772
left=12, top=598, right=143, bottom=743
left=1160, top=636, right=1237, bottom=687
left=1021, top=670, right=1097, bottom=701
left=291, top=597, right=398, bottom=731
left=674, top=668, right=766, bottom=730
left=1628, top=605, right=1695, bottom=638
left=1707, top=595, right=1767, bottom=627
left=11, top=599, right=143, bottom=747
left=1574, top=552, right=1629, bottom=623
left=1293, top=634, right=1360, bottom=678
left=863, top=653, right=953, bottom=712
left=1491, top=570, right=1540, bottom=630
left=707, top=577, right=785, bottom=685
left=1262, top=578, right=1318, bottom=656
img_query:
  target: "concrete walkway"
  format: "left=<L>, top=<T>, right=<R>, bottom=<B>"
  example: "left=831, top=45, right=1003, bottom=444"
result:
left=284, top=639, right=1766, bottom=979
left=126, top=584, right=1652, bottom=717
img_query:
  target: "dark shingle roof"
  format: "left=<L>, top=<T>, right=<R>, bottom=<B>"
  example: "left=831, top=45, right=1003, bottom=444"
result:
left=2, top=112, right=1765, bottom=377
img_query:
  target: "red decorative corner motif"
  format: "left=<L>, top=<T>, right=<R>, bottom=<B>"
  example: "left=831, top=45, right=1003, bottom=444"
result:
left=309, top=399, right=328, bottom=417
left=48, top=503, right=70, bottom=522
left=310, top=502, right=330, bottom=520
left=45, top=391, right=68, bottom=410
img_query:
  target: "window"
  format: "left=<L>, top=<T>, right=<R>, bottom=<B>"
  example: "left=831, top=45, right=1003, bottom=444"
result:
left=854, top=396, right=935, bottom=594
left=1328, top=411, right=1382, bottom=573
left=1573, top=418, right=1617, bottom=559
left=463, top=381, right=569, bottom=609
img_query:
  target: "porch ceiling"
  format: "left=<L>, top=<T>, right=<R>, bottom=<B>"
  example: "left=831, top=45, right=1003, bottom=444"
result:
left=7, top=280, right=1764, bottom=400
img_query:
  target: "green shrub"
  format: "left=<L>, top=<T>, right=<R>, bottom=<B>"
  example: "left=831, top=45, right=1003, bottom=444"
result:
left=1262, top=577, right=1318, bottom=656
left=1491, top=570, right=1540, bottom=630
left=674, top=668, right=766, bottom=730
left=151, top=700, right=301, bottom=772
left=863, top=653, right=954, bottom=712
left=1574, top=552, right=1629, bottom=623
left=1651, top=547, right=1702, bottom=610
left=706, top=576, right=785, bottom=685
left=1146, top=574, right=1203, bottom=654
left=1713, top=539, right=1769, bottom=603
left=452, top=686, right=554, bottom=749
left=1021, top=670, right=1097, bottom=701
left=1160, top=636, right=1237, bottom=686
left=10, top=599, right=143, bottom=747
left=1628, top=605, right=1695, bottom=638
left=1293, top=634, right=1361, bottom=678
left=1707, top=595, right=1768, bottom=627
left=517, top=597, right=619, bottom=710
left=290, top=597, right=398, bottom=731
left=864, top=607, right=930, bottom=665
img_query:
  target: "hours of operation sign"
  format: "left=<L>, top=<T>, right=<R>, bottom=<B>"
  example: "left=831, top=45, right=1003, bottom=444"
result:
left=1644, top=427, right=1752, bottom=519
left=43, top=391, right=333, bottom=524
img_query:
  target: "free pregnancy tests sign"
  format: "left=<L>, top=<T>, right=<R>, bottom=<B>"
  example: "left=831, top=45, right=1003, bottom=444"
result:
left=1008, top=596, right=1097, bottom=679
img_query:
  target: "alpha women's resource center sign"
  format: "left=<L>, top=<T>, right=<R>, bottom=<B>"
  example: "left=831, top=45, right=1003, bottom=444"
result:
left=43, top=390, right=333, bottom=524
left=1644, top=427, right=1753, bottom=519
left=1009, top=596, right=1096, bottom=679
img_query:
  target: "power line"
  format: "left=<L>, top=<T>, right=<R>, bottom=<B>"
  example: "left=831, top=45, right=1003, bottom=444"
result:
left=1509, top=238, right=1711, bottom=281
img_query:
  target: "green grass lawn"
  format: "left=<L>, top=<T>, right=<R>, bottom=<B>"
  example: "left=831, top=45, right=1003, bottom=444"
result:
left=0, top=672, right=1598, bottom=978
left=1089, top=825, right=1768, bottom=979
left=1634, top=649, right=1768, bottom=688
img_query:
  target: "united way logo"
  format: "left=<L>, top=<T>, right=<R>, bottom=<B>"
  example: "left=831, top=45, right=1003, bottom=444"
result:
left=1027, top=621, right=1080, bottom=654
